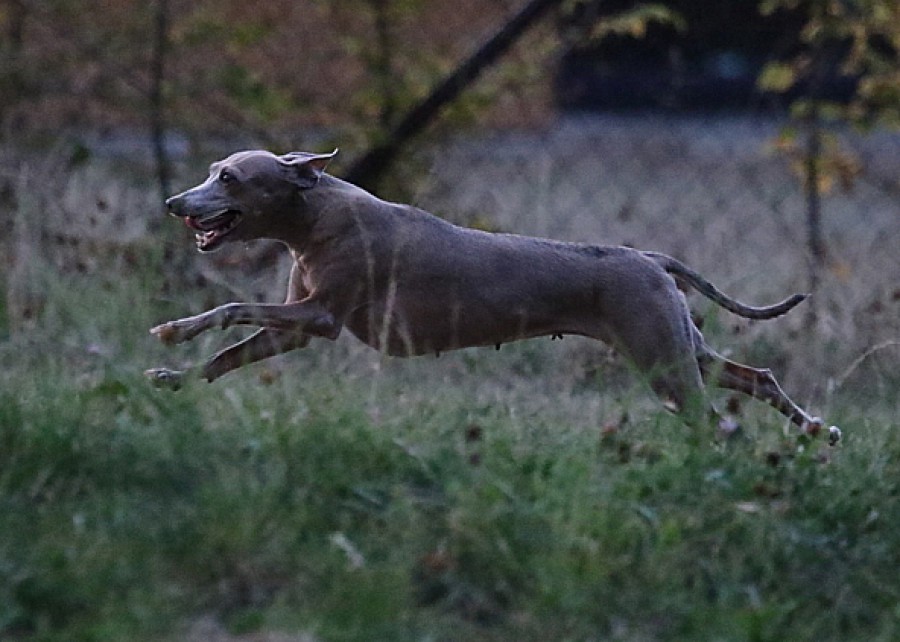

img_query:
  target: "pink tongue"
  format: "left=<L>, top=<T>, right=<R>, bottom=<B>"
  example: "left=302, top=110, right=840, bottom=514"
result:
left=184, top=217, right=203, bottom=231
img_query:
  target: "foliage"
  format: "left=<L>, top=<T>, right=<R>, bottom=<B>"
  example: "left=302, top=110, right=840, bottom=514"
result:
left=565, top=1, right=686, bottom=41
left=759, top=0, right=900, bottom=129
left=757, top=0, right=900, bottom=193
left=768, top=125, right=862, bottom=196
left=756, top=0, right=900, bottom=311
left=0, top=0, right=560, bottom=151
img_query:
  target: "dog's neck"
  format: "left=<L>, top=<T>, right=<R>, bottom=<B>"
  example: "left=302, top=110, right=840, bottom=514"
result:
left=281, top=174, right=386, bottom=256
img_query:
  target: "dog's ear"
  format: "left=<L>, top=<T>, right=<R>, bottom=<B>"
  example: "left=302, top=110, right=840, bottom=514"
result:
left=279, top=149, right=338, bottom=189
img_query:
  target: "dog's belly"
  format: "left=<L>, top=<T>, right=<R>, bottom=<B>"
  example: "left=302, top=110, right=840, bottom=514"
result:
left=342, top=293, right=609, bottom=357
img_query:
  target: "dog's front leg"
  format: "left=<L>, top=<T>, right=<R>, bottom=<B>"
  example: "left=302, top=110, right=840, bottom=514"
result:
left=150, top=301, right=341, bottom=345
left=202, top=328, right=312, bottom=382
left=145, top=328, right=312, bottom=390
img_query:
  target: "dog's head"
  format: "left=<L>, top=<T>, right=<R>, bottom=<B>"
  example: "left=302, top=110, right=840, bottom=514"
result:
left=165, top=149, right=337, bottom=252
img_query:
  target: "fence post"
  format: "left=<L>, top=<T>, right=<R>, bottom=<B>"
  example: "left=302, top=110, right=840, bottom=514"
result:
left=803, top=104, right=825, bottom=327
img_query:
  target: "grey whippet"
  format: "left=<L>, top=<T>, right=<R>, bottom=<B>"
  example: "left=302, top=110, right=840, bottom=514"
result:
left=146, top=149, right=840, bottom=444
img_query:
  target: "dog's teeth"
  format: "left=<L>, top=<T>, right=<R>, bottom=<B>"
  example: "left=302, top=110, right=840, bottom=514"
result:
left=193, top=215, right=240, bottom=249
left=195, top=231, right=216, bottom=247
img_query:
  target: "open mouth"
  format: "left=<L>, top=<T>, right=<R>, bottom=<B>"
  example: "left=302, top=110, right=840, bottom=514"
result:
left=184, top=210, right=242, bottom=252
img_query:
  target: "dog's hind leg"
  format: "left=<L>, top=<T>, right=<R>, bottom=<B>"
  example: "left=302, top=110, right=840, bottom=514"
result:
left=697, top=348, right=840, bottom=444
left=603, top=293, right=711, bottom=428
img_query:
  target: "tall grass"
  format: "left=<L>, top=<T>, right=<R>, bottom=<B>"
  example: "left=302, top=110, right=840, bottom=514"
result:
left=2, top=125, right=899, bottom=641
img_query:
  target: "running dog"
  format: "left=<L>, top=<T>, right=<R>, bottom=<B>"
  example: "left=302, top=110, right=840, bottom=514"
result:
left=146, top=149, right=840, bottom=444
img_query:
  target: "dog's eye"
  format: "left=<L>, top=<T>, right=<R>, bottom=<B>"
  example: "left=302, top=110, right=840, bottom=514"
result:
left=219, top=170, right=236, bottom=184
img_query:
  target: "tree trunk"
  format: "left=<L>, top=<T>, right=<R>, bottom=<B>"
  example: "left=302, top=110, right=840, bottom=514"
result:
left=150, top=0, right=171, bottom=208
left=371, top=0, right=396, bottom=130
left=0, top=0, right=28, bottom=131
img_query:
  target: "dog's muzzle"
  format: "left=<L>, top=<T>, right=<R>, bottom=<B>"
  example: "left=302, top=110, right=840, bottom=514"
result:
left=165, top=193, right=243, bottom=252
left=182, top=209, right=243, bottom=252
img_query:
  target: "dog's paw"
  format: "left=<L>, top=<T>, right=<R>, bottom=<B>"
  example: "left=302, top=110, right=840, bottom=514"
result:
left=801, top=417, right=825, bottom=438
left=144, top=367, right=185, bottom=391
left=798, top=418, right=841, bottom=445
left=150, top=319, right=200, bottom=345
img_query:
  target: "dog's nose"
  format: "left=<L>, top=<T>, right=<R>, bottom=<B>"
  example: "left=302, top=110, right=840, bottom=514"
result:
left=165, top=194, right=184, bottom=215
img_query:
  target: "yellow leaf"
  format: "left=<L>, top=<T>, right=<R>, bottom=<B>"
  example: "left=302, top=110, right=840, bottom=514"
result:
left=758, top=63, right=797, bottom=93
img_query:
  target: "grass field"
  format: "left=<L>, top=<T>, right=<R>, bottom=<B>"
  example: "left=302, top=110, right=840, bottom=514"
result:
left=2, top=119, right=899, bottom=640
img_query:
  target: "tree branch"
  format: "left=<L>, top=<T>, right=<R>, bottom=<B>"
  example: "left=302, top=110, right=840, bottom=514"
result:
left=344, top=0, right=562, bottom=190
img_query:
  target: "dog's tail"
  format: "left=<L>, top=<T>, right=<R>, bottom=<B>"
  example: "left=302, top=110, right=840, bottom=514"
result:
left=645, top=251, right=808, bottom=320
